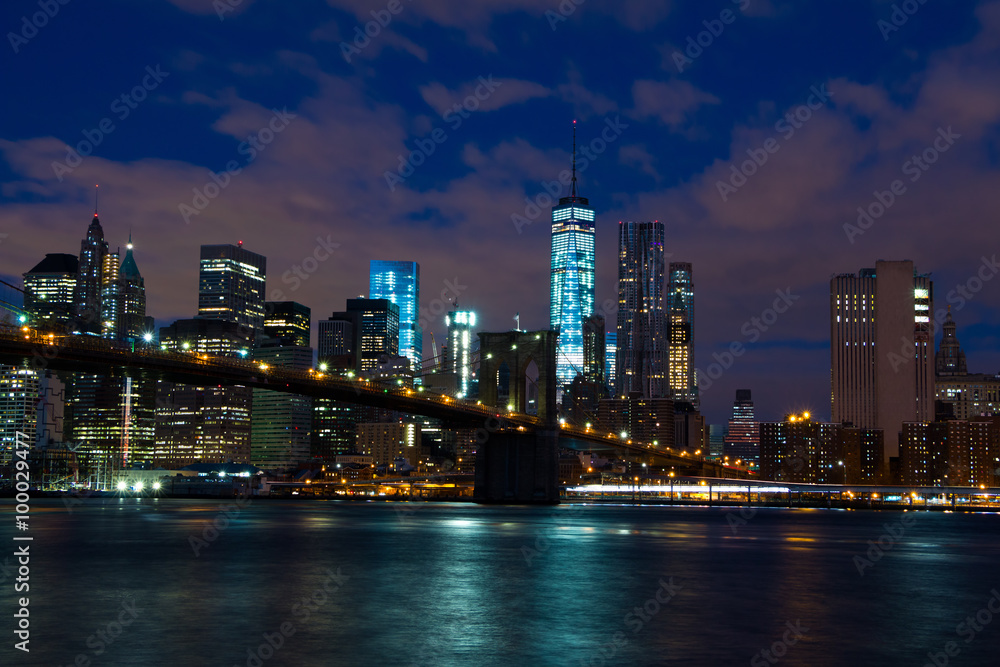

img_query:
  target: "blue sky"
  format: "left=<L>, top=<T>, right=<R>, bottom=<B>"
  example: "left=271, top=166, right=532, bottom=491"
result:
left=2, top=0, right=999, bottom=423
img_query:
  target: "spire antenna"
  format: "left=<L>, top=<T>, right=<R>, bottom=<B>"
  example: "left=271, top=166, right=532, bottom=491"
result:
left=571, top=120, right=578, bottom=197
left=94, top=184, right=99, bottom=217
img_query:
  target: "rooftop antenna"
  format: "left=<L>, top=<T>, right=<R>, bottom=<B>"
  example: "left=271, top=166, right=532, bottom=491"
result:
left=571, top=120, right=577, bottom=197
left=94, top=184, right=99, bottom=217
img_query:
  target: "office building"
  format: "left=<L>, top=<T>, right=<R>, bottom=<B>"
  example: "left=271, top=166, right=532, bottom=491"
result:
left=724, top=389, right=759, bottom=465
left=73, top=211, right=109, bottom=332
left=616, top=221, right=666, bottom=398
left=197, top=243, right=266, bottom=338
left=153, top=319, right=253, bottom=467
left=582, top=314, right=605, bottom=384
left=346, top=298, right=399, bottom=374
left=318, top=311, right=360, bottom=373
left=760, top=413, right=884, bottom=484
left=356, top=422, right=421, bottom=468
left=23, top=253, right=78, bottom=330
left=550, top=126, right=596, bottom=389
left=263, top=301, right=310, bottom=347
left=114, top=234, right=147, bottom=342
left=831, top=260, right=934, bottom=469
left=605, top=331, right=617, bottom=390
left=369, top=261, right=422, bottom=378
left=597, top=395, right=674, bottom=448
left=445, top=309, right=477, bottom=398
left=666, top=262, right=697, bottom=406
left=251, top=345, right=313, bottom=473
left=0, top=364, right=38, bottom=468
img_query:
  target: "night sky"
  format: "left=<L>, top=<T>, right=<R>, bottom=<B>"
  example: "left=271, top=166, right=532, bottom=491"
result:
left=1, top=0, right=998, bottom=425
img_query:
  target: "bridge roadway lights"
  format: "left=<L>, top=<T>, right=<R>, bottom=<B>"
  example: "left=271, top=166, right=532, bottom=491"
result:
left=474, top=429, right=559, bottom=504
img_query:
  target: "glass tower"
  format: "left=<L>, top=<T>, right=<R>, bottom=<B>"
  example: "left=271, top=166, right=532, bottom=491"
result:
left=616, top=221, right=666, bottom=398
left=370, top=261, right=422, bottom=379
left=550, top=122, right=595, bottom=390
left=667, top=262, right=697, bottom=407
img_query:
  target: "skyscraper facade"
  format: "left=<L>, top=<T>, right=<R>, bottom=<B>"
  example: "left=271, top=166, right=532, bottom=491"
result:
left=263, top=301, right=311, bottom=347
left=154, top=319, right=253, bottom=467
left=582, top=314, right=605, bottom=384
left=724, top=389, right=759, bottom=465
left=23, top=253, right=78, bottom=330
left=616, top=221, right=666, bottom=398
left=666, top=262, right=697, bottom=407
left=550, top=129, right=596, bottom=390
left=197, top=243, right=266, bottom=338
left=831, top=260, right=934, bottom=466
left=605, top=331, right=617, bottom=390
left=445, top=309, right=477, bottom=398
left=369, top=261, right=422, bottom=377
left=114, top=235, right=146, bottom=342
left=73, top=213, right=109, bottom=332
left=346, top=298, right=399, bottom=374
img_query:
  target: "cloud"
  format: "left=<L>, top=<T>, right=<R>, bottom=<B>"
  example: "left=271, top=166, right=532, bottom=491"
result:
left=419, top=78, right=550, bottom=116
left=629, top=79, right=720, bottom=129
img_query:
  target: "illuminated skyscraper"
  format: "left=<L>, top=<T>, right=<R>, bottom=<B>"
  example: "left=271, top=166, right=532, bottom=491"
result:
left=263, top=301, right=310, bottom=347
left=114, top=234, right=147, bottom=343
left=667, top=262, right=697, bottom=407
left=605, top=331, right=617, bottom=390
left=369, top=261, right=422, bottom=378
left=23, top=253, right=78, bottom=329
left=346, top=298, right=399, bottom=374
left=831, top=260, right=934, bottom=468
left=446, top=309, right=477, bottom=398
left=616, top=221, right=666, bottom=398
left=550, top=123, right=596, bottom=390
left=73, top=209, right=109, bottom=333
left=197, top=243, right=266, bottom=339
left=724, top=389, right=758, bottom=465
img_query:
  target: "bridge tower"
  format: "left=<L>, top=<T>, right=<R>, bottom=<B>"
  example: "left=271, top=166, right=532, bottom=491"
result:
left=475, top=330, right=560, bottom=504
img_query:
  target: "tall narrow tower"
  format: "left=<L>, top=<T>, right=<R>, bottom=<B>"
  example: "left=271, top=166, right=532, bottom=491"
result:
left=667, top=262, right=697, bottom=407
left=616, top=221, right=666, bottom=398
left=550, top=121, right=596, bottom=390
left=74, top=187, right=109, bottom=332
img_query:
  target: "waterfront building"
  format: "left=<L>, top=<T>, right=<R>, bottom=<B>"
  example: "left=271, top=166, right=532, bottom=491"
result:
left=616, top=221, right=666, bottom=398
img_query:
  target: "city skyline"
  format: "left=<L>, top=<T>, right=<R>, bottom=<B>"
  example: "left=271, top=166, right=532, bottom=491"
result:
left=3, top=0, right=1000, bottom=428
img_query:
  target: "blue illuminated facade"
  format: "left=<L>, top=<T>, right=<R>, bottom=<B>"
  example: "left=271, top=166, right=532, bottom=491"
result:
left=369, top=261, right=422, bottom=378
left=550, top=127, right=596, bottom=391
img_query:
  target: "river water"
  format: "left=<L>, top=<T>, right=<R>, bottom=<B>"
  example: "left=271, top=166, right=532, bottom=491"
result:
left=1, top=499, right=998, bottom=666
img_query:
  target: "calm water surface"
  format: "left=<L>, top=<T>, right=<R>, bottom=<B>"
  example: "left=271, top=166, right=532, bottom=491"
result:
left=1, top=499, right=999, bottom=666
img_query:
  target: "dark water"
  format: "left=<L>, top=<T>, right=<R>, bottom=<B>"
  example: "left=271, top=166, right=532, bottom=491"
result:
left=1, top=499, right=999, bottom=666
